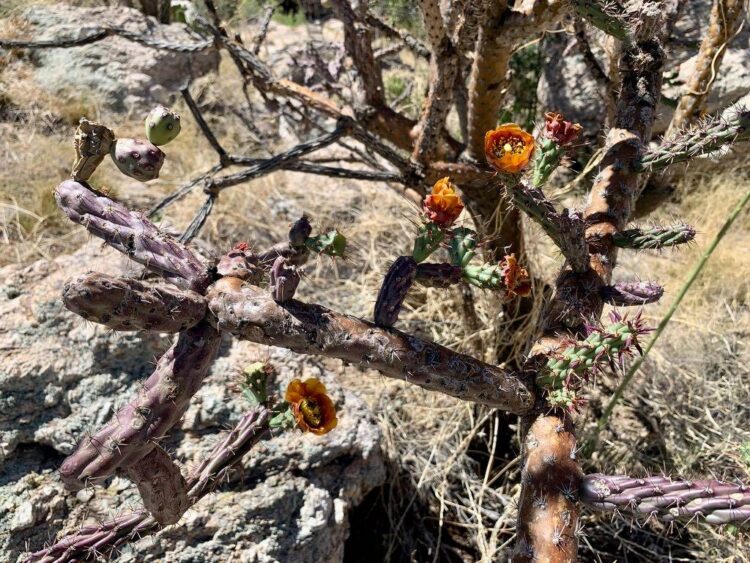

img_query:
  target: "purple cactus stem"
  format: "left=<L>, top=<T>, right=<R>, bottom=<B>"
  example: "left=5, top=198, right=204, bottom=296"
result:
left=63, top=272, right=207, bottom=332
left=601, top=280, right=664, bottom=306
left=374, top=255, right=418, bottom=327
left=415, top=262, right=463, bottom=288
left=55, top=180, right=211, bottom=292
left=25, top=407, right=271, bottom=563
left=269, top=255, right=301, bottom=302
left=581, top=473, right=750, bottom=525
left=110, top=138, right=165, bottom=181
left=59, top=321, right=220, bottom=490
left=125, top=444, right=188, bottom=526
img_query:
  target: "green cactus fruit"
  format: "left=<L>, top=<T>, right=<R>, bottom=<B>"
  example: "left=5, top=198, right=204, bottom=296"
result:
left=145, top=105, right=181, bottom=146
left=305, top=229, right=347, bottom=257
left=449, top=227, right=478, bottom=267
left=110, top=138, right=165, bottom=181
left=412, top=222, right=445, bottom=263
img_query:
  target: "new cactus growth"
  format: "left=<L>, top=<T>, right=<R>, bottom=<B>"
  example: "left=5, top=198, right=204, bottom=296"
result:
left=532, top=112, right=582, bottom=187
left=145, top=105, right=182, bottom=146
left=412, top=222, right=445, bottom=263
left=305, top=229, right=347, bottom=257
left=612, top=224, right=696, bottom=249
left=448, top=227, right=478, bottom=267
left=110, top=137, right=165, bottom=181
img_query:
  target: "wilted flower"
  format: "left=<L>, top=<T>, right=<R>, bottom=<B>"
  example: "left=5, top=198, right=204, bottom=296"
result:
left=484, top=124, right=535, bottom=174
left=542, top=112, right=582, bottom=146
left=500, top=253, right=532, bottom=298
left=285, top=378, right=338, bottom=435
left=423, top=177, right=464, bottom=227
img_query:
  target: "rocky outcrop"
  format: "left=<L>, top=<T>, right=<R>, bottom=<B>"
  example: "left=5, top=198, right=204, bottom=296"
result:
left=0, top=243, right=385, bottom=563
left=537, top=0, right=750, bottom=136
left=22, top=4, right=220, bottom=111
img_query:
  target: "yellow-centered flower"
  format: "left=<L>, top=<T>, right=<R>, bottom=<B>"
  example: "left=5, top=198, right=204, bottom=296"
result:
left=285, top=378, right=338, bottom=435
left=484, top=124, right=535, bottom=174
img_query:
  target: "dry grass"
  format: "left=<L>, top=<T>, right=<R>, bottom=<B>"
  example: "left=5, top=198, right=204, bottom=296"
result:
left=2, top=12, right=750, bottom=563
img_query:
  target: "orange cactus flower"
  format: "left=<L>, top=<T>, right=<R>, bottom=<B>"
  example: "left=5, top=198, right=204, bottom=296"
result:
left=500, top=253, right=532, bottom=299
left=423, top=177, right=464, bottom=227
left=484, top=124, right=535, bottom=174
left=285, top=378, right=338, bottom=435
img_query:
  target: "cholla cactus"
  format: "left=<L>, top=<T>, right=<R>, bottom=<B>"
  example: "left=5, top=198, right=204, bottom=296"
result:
left=145, top=105, right=182, bottom=145
left=110, top=138, right=165, bottom=181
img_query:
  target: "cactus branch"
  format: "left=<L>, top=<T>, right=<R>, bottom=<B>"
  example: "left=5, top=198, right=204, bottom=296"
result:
left=59, top=322, right=221, bottom=490
left=207, top=280, right=536, bottom=412
left=640, top=108, right=750, bottom=173
left=62, top=272, right=207, bottom=332
left=55, top=180, right=211, bottom=292
left=600, top=280, right=664, bottom=306
left=25, top=407, right=271, bottom=563
left=581, top=474, right=750, bottom=525
left=611, top=223, right=696, bottom=249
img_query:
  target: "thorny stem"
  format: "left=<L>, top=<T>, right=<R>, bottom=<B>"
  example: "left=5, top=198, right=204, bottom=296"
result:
left=593, top=187, right=750, bottom=436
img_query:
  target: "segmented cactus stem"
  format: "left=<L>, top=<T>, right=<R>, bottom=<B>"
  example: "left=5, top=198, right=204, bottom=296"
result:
left=62, top=272, right=207, bottom=332
left=612, top=224, right=696, bottom=250
left=415, top=263, right=463, bottom=288
left=581, top=474, right=750, bottom=525
left=600, top=280, right=664, bottom=306
left=374, top=256, right=418, bottom=327
left=55, top=180, right=211, bottom=292
left=568, top=0, right=628, bottom=40
left=640, top=109, right=750, bottom=172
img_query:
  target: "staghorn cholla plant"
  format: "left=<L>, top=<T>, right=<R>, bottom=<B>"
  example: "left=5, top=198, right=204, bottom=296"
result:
left=4, top=0, right=750, bottom=560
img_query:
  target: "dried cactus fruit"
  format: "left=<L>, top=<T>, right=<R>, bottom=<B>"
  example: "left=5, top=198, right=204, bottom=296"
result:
left=110, top=138, right=165, bottom=181
left=72, top=118, right=115, bottom=181
left=601, top=280, right=664, bottom=306
left=374, top=255, right=418, bottom=327
left=612, top=224, right=696, bottom=250
left=269, top=255, right=301, bottom=302
left=289, top=215, right=313, bottom=248
left=145, top=105, right=181, bottom=146
left=216, top=242, right=264, bottom=283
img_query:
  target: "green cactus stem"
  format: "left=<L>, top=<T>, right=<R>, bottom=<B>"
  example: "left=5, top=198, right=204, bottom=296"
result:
left=305, top=229, right=347, bottom=257
left=374, top=256, right=418, bottom=327
left=462, top=263, right=504, bottom=290
left=145, top=105, right=181, bottom=146
left=537, top=311, right=650, bottom=404
left=531, top=138, right=564, bottom=188
left=569, top=0, right=628, bottom=40
left=110, top=138, right=165, bottom=181
left=581, top=474, right=750, bottom=525
left=612, top=224, right=696, bottom=250
left=639, top=109, right=750, bottom=172
left=62, top=272, right=207, bottom=332
left=412, top=222, right=445, bottom=263
left=59, top=321, right=221, bottom=491
left=55, top=180, right=211, bottom=292
left=448, top=227, right=478, bottom=267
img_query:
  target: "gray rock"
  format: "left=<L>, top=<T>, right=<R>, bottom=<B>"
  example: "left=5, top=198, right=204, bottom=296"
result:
left=537, top=0, right=750, bottom=136
left=23, top=4, right=220, bottom=111
left=0, top=243, right=385, bottom=563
